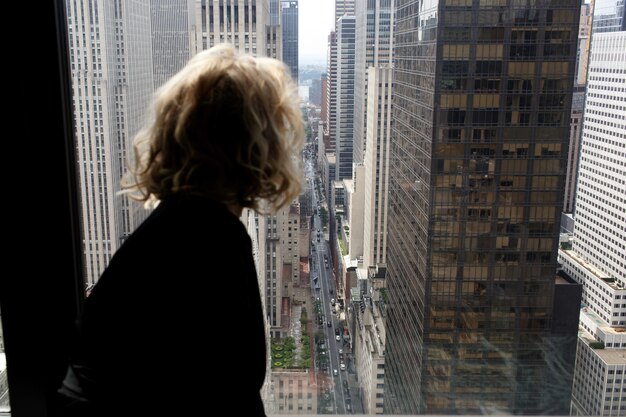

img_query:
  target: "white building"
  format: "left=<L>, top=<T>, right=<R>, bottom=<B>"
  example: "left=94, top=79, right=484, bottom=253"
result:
left=150, top=0, right=196, bottom=89
left=345, top=164, right=365, bottom=262
left=67, top=0, right=155, bottom=285
left=570, top=330, right=626, bottom=416
left=194, top=0, right=274, bottom=58
left=352, top=0, right=394, bottom=165
left=363, top=67, right=393, bottom=269
left=558, top=30, right=626, bottom=417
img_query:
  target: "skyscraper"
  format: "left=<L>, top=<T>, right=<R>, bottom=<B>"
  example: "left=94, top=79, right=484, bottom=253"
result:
left=335, top=15, right=356, bottom=181
left=150, top=0, right=196, bottom=89
left=326, top=31, right=337, bottom=153
left=384, top=0, right=581, bottom=413
left=560, top=12, right=626, bottom=414
left=335, top=0, right=355, bottom=19
left=592, top=0, right=626, bottom=33
left=363, top=67, right=393, bottom=269
left=67, top=0, right=155, bottom=285
left=195, top=0, right=271, bottom=56
left=353, top=0, right=394, bottom=165
left=281, top=1, right=298, bottom=83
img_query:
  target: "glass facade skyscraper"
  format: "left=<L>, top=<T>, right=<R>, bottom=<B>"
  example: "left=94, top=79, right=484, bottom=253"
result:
left=335, top=15, right=356, bottom=181
left=384, top=0, right=581, bottom=413
left=281, top=1, right=298, bottom=83
left=592, top=0, right=626, bottom=33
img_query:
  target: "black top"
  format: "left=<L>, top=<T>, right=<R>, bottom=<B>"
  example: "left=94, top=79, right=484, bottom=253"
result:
left=58, top=194, right=267, bottom=416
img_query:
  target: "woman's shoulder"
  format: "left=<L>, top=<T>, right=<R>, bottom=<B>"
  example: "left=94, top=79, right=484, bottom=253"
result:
left=135, top=194, right=249, bottom=244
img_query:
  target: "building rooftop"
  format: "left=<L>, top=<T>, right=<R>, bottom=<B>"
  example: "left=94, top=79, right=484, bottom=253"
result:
left=580, top=331, right=626, bottom=364
left=561, top=249, right=624, bottom=291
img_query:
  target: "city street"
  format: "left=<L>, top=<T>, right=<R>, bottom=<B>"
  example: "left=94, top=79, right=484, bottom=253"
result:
left=307, top=164, right=356, bottom=414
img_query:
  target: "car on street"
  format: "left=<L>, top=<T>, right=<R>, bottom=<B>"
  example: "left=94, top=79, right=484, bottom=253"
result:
left=327, top=321, right=332, bottom=327
left=338, top=349, right=343, bottom=354
left=333, top=369, right=338, bottom=376
left=336, top=335, right=341, bottom=341
left=340, top=363, right=346, bottom=371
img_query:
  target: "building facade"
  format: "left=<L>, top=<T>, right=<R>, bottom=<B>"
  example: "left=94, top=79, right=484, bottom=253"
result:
left=150, top=0, right=196, bottom=89
left=325, top=32, right=337, bottom=152
left=194, top=0, right=272, bottom=57
left=281, top=1, right=298, bottom=83
left=271, top=369, right=318, bottom=414
left=560, top=29, right=626, bottom=417
left=384, top=0, right=581, bottom=413
left=362, top=67, right=393, bottom=269
left=335, top=15, right=356, bottom=181
left=67, top=0, right=155, bottom=285
left=563, top=84, right=586, bottom=213
left=353, top=0, right=394, bottom=165
left=353, top=266, right=387, bottom=414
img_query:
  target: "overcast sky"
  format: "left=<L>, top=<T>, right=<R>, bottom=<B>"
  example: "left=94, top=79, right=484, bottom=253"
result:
left=298, top=0, right=335, bottom=66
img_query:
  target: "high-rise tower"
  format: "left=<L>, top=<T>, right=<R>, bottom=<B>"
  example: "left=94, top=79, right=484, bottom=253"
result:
left=353, top=0, right=394, bottom=165
left=335, top=15, right=356, bottom=181
left=560, top=2, right=626, bottom=414
left=67, top=0, right=155, bottom=285
left=384, top=0, right=581, bottom=413
left=281, top=1, right=298, bottom=83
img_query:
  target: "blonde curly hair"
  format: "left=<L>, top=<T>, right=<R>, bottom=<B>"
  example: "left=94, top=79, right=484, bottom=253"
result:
left=124, top=44, right=304, bottom=213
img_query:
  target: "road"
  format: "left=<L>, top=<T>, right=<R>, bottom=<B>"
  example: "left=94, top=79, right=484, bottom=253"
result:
left=308, top=181, right=352, bottom=413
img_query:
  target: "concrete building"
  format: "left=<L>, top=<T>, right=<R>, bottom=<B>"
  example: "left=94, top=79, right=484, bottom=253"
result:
left=353, top=265, right=387, bottom=414
left=320, top=73, right=328, bottom=123
left=353, top=0, right=394, bottom=165
left=258, top=201, right=303, bottom=339
left=559, top=28, right=626, bottom=417
left=323, top=153, right=336, bottom=204
left=150, top=0, right=196, bottom=89
left=281, top=1, right=298, bottom=82
left=575, top=1, right=593, bottom=85
left=335, top=15, right=356, bottom=181
left=194, top=0, right=275, bottom=58
left=67, top=0, right=155, bottom=285
left=346, top=164, right=365, bottom=262
left=384, top=0, right=582, bottom=413
left=280, top=203, right=302, bottom=303
left=362, top=67, right=393, bottom=269
left=271, top=369, right=318, bottom=414
left=570, top=329, right=626, bottom=415
left=563, top=84, right=586, bottom=213
left=335, top=0, right=355, bottom=18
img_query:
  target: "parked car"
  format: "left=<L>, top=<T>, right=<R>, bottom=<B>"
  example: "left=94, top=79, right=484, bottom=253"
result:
left=336, top=335, right=341, bottom=341
left=340, top=363, right=346, bottom=371
left=327, top=321, right=332, bottom=327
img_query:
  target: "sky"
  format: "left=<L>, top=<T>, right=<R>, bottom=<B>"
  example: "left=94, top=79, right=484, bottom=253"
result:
left=298, top=0, right=335, bottom=66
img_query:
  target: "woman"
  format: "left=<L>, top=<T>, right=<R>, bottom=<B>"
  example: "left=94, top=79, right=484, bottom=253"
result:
left=58, top=44, right=303, bottom=416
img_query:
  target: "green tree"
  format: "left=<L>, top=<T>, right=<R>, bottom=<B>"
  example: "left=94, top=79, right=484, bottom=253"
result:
left=319, top=207, right=328, bottom=227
